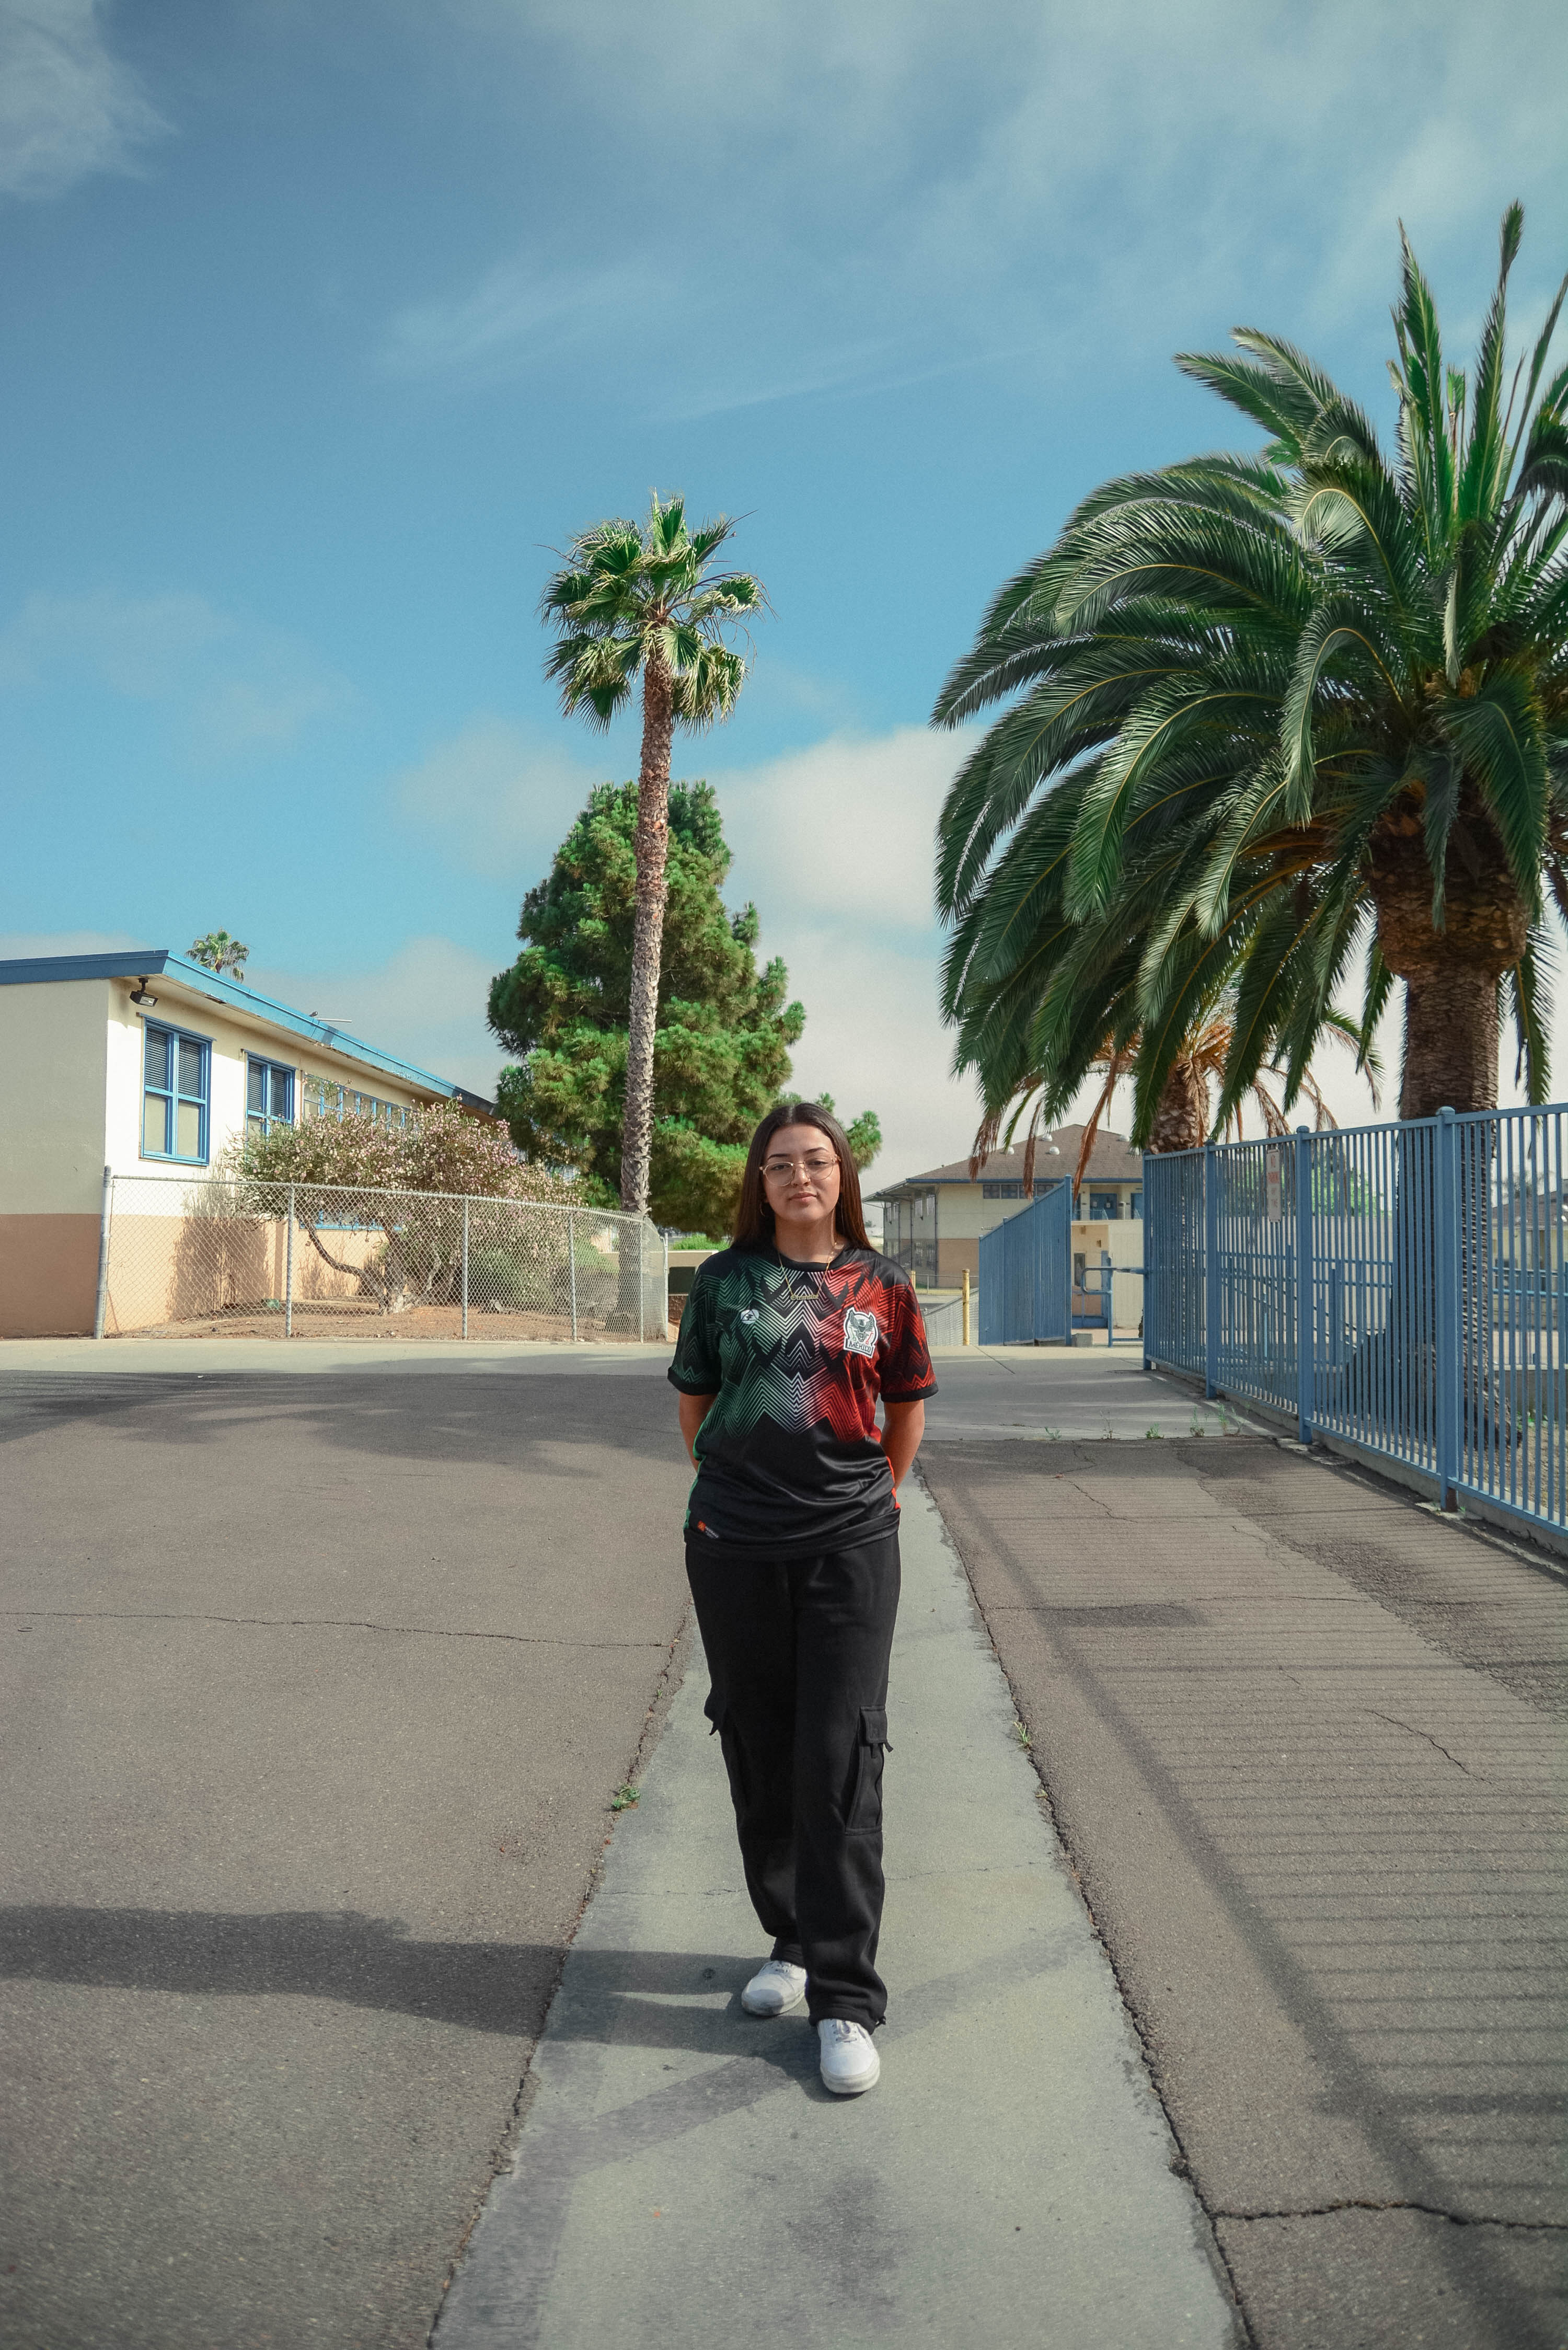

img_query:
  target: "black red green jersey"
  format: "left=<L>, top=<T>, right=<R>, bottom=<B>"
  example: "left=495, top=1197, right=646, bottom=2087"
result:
left=667, top=1241, right=937, bottom=1551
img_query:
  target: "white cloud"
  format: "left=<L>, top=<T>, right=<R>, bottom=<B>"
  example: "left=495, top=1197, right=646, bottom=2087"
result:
left=400, top=0, right=1568, bottom=415
left=710, top=727, right=984, bottom=1183
left=393, top=714, right=607, bottom=872
left=714, top=724, right=966, bottom=931
left=245, top=937, right=505, bottom=1101
left=0, top=588, right=352, bottom=761
left=0, top=0, right=167, bottom=201
left=0, top=924, right=141, bottom=958
left=379, top=255, right=665, bottom=382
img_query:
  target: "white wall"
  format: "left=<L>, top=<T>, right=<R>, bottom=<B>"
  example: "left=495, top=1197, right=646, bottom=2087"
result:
left=105, top=974, right=436, bottom=1206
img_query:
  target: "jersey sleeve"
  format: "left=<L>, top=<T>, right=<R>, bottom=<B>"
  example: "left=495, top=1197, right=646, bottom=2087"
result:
left=882, top=1278, right=937, bottom=1401
left=667, top=1269, right=721, bottom=1394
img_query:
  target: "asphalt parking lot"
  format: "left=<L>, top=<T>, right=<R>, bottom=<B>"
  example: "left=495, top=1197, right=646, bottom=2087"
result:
left=1, top=1358, right=692, bottom=2350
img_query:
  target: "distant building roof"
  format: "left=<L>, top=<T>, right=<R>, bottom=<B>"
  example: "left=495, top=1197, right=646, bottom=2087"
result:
left=0, top=949, right=495, bottom=1114
left=871, top=1125, right=1142, bottom=1197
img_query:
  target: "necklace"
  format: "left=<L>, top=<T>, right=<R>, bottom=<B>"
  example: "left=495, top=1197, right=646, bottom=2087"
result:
left=773, top=1245, right=835, bottom=1307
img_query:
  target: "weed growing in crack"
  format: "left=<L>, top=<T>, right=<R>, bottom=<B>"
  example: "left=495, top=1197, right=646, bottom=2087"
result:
left=609, top=1783, right=640, bottom=1812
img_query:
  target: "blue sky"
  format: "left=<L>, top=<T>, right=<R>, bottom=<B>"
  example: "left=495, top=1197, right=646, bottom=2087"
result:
left=5, top=0, right=1568, bottom=1179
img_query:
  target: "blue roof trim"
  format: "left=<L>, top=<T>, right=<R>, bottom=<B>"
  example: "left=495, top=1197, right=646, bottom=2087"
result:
left=0, top=950, right=495, bottom=1113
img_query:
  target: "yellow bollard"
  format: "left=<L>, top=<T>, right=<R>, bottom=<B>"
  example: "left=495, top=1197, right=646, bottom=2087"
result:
left=962, top=1264, right=971, bottom=1347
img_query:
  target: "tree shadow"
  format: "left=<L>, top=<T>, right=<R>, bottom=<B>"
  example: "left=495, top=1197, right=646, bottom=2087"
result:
left=0, top=1905, right=776, bottom=2053
left=0, top=1365, right=683, bottom=1475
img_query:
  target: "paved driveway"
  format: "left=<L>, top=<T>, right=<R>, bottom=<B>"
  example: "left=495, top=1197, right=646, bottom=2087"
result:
left=0, top=1359, right=692, bottom=2350
left=921, top=1434, right=1568, bottom=2350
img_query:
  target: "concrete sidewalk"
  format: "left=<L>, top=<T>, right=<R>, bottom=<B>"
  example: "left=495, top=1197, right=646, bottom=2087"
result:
left=923, top=1436, right=1568, bottom=2350
left=435, top=1480, right=1240, bottom=2350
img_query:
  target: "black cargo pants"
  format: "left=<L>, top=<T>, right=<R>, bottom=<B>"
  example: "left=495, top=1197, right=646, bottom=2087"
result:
left=685, top=1528, right=901, bottom=2031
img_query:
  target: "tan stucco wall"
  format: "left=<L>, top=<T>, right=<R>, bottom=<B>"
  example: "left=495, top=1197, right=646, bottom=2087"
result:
left=0, top=979, right=111, bottom=1215
left=937, top=1237, right=980, bottom=1284
left=101, top=1212, right=378, bottom=1335
left=927, top=1176, right=1137, bottom=1246
left=0, top=1213, right=102, bottom=1335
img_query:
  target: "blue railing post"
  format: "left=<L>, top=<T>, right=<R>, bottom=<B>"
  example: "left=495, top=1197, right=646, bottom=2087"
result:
left=1294, top=1125, right=1313, bottom=1444
left=1434, top=1107, right=1459, bottom=1510
left=1143, top=1164, right=1155, bottom=1370
left=1204, top=1143, right=1220, bottom=1398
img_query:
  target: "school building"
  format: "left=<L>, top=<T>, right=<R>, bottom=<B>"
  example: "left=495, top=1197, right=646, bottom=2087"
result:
left=871, top=1126, right=1144, bottom=1301
left=0, top=948, right=493, bottom=1338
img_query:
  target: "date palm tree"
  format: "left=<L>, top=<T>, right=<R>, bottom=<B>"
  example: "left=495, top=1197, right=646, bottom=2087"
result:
left=971, top=989, right=1370, bottom=1199
left=540, top=493, right=765, bottom=1215
left=935, top=204, right=1568, bottom=1124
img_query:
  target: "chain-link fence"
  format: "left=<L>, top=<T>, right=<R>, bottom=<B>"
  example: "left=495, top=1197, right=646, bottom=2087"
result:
left=99, top=1174, right=670, bottom=1343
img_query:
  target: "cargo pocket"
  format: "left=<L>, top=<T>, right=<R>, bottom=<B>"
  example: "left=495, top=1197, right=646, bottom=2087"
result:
left=846, top=1706, right=890, bottom=1836
left=704, top=1687, right=751, bottom=1815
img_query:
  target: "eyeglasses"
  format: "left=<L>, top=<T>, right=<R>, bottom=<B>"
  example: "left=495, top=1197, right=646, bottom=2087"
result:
left=762, top=1153, right=838, bottom=1182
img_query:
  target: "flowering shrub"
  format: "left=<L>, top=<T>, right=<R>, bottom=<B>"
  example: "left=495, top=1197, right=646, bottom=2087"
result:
left=214, top=1098, right=581, bottom=1314
left=219, top=1096, right=573, bottom=1204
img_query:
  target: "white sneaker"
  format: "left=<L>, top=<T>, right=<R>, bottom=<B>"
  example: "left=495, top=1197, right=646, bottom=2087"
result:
left=741, top=1958, right=808, bottom=2017
left=817, top=2018, right=880, bottom=2095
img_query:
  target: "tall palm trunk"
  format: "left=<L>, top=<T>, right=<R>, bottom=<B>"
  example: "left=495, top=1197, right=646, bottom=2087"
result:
left=1149, top=1058, right=1208, bottom=1155
left=1362, top=816, right=1523, bottom=1459
left=1369, top=813, right=1527, bottom=1120
left=622, top=646, right=674, bottom=1218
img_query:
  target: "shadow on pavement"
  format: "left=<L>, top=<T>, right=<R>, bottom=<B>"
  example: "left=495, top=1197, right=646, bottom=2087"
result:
left=0, top=1909, right=860, bottom=2065
left=0, top=1366, right=680, bottom=1472
left=0, top=1906, right=776, bottom=2041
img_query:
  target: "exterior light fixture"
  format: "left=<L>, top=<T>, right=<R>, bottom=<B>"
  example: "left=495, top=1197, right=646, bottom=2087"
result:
left=129, top=978, right=158, bottom=1007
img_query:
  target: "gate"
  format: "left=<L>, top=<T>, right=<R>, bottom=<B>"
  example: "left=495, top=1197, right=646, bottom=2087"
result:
left=977, top=1182, right=1071, bottom=1344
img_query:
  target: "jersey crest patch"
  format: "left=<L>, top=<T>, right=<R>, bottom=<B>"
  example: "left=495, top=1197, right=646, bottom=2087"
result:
left=842, top=1307, right=879, bottom=1358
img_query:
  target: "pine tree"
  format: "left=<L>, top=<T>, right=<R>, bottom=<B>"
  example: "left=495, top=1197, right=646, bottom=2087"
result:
left=490, top=781, right=869, bottom=1235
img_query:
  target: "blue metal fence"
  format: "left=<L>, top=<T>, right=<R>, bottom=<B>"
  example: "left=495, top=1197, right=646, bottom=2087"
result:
left=978, top=1181, right=1071, bottom=1344
left=1145, top=1104, right=1568, bottom=1545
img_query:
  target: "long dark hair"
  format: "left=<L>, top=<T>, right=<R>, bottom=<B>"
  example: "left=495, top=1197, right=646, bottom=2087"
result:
left=732, top=1101, right=871, bottom=1250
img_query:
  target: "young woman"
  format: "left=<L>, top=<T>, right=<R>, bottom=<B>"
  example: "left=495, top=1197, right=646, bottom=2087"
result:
left=667, top=1101, right=935, bottom=2096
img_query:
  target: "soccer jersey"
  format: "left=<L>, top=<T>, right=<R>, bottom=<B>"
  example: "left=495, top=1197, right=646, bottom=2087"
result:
left=667, top=1241, right=937, bottom=1551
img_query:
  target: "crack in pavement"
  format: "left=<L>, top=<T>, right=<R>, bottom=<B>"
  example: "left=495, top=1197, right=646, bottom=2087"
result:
left=1364, top=1708, right=1480, bottom=1775
left=1217, top=2200, right=1567, bottom=2230
left=0, top=1608, right=664, bottom=1648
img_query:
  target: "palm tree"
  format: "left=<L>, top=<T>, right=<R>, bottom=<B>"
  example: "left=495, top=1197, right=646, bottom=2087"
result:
left=933, top=205, right=1568, bottom=1125
left=540, top=493, right=765, bottom=1214
left=188, top=929, right=249, bottom=980
left=971, top=988, right=1372, bottom=1200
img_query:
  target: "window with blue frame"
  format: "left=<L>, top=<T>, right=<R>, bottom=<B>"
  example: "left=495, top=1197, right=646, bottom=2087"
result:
left=300, top=1073, right=411, bottom=1127
left=143, top=1023, right=210, bottom=1162
left=247, top=1055, right=294, bottom=1136
left=1088, top=1188, right=1122, bottom=1219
